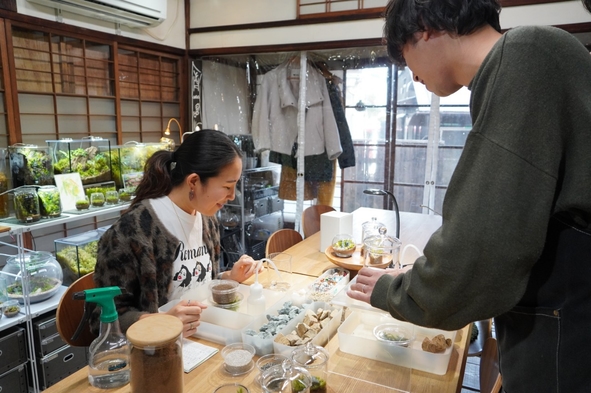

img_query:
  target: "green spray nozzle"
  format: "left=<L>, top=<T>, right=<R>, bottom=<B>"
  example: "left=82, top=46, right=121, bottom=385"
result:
left=74, top=286, right=122, bottom=323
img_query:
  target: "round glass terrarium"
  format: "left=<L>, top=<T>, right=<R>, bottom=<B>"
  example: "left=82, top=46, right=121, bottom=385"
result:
left=2, top=251, right=63, bottom=303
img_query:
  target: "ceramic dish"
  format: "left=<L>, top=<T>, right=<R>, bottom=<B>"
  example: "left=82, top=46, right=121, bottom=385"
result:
left=325, top=245, right=390, bottom=270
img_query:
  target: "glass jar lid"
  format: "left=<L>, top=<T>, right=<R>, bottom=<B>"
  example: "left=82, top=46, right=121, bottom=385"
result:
left=7, top=250, right=55, bottom=267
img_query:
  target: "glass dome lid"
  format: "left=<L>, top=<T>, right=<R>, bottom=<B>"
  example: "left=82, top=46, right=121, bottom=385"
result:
left=3, top=251, right=63, bottom=303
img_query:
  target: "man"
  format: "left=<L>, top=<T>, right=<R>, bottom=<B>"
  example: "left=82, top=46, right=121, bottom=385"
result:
left=348, top=0, right=591, bottom=391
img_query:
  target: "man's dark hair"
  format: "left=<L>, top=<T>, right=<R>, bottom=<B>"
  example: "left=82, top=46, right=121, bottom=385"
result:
left=583, top=0, right=591, bottom=13
left=384, top=0, right=502, bottom=65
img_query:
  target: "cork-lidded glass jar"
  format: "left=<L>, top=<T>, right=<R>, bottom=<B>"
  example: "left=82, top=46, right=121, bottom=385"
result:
left=126, top=314, right=183, bottom=393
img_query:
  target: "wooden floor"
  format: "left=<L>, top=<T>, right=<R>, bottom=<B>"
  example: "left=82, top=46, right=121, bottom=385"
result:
left=461, top=355, right=482, bottom=392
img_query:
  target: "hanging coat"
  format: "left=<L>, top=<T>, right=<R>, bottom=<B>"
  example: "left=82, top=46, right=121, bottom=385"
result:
left=252, top=63, right=342, bottom=159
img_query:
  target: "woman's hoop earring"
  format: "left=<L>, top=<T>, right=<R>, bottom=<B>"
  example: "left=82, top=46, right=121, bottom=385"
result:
left=189, top=188, right=195, bottom=201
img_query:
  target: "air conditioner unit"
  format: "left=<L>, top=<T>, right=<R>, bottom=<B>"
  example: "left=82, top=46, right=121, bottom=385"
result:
left=27, top=0, right=167, bottom=28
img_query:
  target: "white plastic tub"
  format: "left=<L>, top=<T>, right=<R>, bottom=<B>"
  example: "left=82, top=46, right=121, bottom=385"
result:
left=338, top=310, right=456, bottom=375
left=159, top=284, right=285, bottom=345
left=272, top=301, right=343, bottom=357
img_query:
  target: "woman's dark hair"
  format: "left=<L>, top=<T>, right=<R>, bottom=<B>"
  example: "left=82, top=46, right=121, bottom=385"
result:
left=384, top=0, right=501, bottom=65
left=132, top=129, right=242, bottom=206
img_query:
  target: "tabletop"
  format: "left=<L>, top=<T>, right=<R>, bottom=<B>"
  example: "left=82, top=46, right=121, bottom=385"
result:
left=42, top=210, right=469, bottom=393
left=286, top=208, right=442, bottom=277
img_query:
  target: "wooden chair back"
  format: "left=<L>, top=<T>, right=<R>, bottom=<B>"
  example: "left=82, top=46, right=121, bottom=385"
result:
left=56, top=272, right=97, bottom=347
left=480, top=337, right=502, bottom=393
left=265, top=229, right=303, bottom=256
left=302, top=205, right=335, bottom=238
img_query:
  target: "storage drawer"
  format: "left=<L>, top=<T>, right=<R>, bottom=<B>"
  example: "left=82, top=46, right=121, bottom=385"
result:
left=253, top=198, right=268, bottom=217
left=33, top=313, right=68, bottom=357
left=37, top=345, right=88, bottom=390
left=0, top=327, right=27, bottom=374
left=0, top=363, right=28, bottom=393
left=268, top=195, right=284, bottom=213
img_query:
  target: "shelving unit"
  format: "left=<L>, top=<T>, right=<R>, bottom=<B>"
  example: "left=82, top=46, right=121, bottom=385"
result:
left=0, top=203, right=129, bottom=392
left=220, top=165, right=283, bottom=263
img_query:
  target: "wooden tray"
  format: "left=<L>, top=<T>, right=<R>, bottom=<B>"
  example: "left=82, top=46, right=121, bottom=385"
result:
left=325, top=245, right=391, bottom=270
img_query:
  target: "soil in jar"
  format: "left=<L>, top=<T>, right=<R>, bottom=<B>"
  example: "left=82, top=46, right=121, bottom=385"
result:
left=130, top=342, right=183, bottom=393
left=212, top=283, right=237, bottom=304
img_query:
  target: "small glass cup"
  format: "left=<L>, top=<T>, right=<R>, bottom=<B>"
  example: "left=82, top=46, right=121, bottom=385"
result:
left=118, top=188, right=132, bottom=202
left=90, top=192, right=105, bottom=208
left=75, top=196, right=90, bottom=210
left=105, top=190, right=119, bottom=205
left=261, top=252, right=292, bottom=291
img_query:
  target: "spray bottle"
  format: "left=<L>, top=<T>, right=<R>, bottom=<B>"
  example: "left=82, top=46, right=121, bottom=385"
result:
left=73, top=286, right=130, bottom=389
left=247, top=261, right=266, bottom=315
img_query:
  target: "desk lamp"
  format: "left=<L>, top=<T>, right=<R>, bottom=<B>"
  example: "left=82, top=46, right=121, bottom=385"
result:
left=160, top=118, right=182, bottom=151
left=363, top=188, right=400, bottom=239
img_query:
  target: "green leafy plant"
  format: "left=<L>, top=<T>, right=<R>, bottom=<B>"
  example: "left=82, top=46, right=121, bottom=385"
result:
left=54, top=146, right=112, bottom=183
left=56, top=240, right=98, bottom=276
left=38, top=187, right=62, bottom=217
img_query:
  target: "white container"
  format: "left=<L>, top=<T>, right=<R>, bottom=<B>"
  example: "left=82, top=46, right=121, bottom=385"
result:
left=272, top=302, right=342, bottom=357
left=337, top=310, right=456, bottom=375
left=320, top=212, right=353, bottom=252
left=241, top=296, right=304, bottom=356
left=308, top=267, right=349, bottom=303
left=159, top=284, right=284, bottom=345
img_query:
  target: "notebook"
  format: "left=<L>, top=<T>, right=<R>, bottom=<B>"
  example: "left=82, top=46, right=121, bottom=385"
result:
left=182, top=339, right=219, bottom=373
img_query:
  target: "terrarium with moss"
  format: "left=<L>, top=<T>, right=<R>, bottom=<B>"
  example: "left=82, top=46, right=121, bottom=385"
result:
left=8, top=144, right=55, bottom=187
left=111, top=141, right=167, bottom=189
left=55, top=230, right=101, bottom=280
left=47, top=137, right=112, bottom=185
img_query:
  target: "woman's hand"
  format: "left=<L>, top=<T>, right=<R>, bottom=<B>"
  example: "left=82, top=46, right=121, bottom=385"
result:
left=226, top=254, right=261, bottom=282
left=165, top=299, right=208, bottom=338
left=347, top=266, right=409, bottom=304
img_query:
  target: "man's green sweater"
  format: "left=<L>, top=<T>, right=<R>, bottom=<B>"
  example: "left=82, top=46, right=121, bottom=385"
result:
left=371, top=26, right=591, bottom=330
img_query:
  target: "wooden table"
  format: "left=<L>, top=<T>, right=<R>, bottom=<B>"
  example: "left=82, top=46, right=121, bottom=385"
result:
left=43, top=210, right=470, bottom=393
left=287, top=208, right=442, bottom=277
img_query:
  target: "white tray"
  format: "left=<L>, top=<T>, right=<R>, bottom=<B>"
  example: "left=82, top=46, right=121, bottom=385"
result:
left=273, top=301, right=343, bottom=357
left=338, top=310, right=456, bottom=375
left=159, top=284, right=285, bottom=345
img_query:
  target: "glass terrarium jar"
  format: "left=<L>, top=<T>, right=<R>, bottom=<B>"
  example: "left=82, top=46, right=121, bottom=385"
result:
left=0, top=148, right=9, bottom=218
left=291, top=342, right=329, bottom=393
left=2, top=251, right=63, bottom=303
left=362, top=227, right=402, bottom=268
left=37, top=185, right=62, bottom=218
left=14, top=186, right=41, bottom=223
left=55, top=229, right=101, bottom=281
left=8, top=144, right=55, bottom=187
left=111, top=141, right=167, bottom=189
left=46, top=137, right=112, bottom=185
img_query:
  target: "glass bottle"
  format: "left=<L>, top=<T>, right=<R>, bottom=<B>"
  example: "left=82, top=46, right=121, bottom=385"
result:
left=14, top=186, right=41, bottom=223
left=291, top=342, right=330, bottom=393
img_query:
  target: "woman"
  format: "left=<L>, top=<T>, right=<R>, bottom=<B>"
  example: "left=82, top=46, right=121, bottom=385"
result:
left=91, top=129, right=259, bottom=337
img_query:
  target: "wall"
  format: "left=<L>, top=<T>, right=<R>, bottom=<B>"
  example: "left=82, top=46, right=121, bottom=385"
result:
left=189, top=0, right=591, bottom=50
left=16, top=0, right=186, bottom=49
